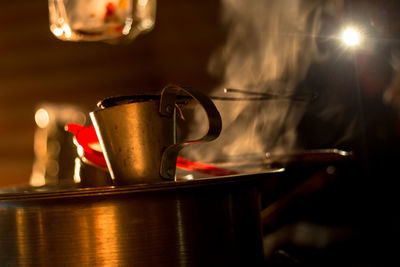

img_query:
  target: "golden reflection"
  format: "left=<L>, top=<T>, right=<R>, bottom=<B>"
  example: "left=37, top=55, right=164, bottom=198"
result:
left=4, top=196, right=124, bottom=265
left=73, top=203, right=121, bottom=265
left=14, top=207, right=47, bottom=266
left=138, top=0, right=148, bottom=6
left=73, top=157, right=82, bottom=183
left=62, top=23, right=72, bottom=38
left=30, top=163, right=46, bottom=186
left=75, top=207, right=92, bottom=266
left=92, top=204, right=120, bottom=266
left=50, top=22, right=72, bottom=39
left=122, top=18, right=133, bottom=35
left=15, top=208, right=27, bottom=265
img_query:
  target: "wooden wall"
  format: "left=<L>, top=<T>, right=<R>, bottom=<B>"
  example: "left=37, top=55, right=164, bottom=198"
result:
left=0, top=0, right=225, bottom=187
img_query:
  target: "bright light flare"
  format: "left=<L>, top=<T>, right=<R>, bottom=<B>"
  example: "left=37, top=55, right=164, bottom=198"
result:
left=342, top=27, right=361, bottom=47
left=34, top=108, right=50, bottom=128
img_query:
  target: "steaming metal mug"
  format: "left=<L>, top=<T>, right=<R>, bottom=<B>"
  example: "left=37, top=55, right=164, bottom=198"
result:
left=90, top=85, right=222, bottom=185
left=48, top=0, right=156, bottom=43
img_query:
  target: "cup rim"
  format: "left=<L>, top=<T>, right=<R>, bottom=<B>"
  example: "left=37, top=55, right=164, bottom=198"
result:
left=97, top=94, right=191, bottom=109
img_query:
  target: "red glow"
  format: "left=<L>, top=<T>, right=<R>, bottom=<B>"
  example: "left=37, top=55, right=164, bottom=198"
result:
left=65, top=123, right=108, bottom=168
left=105, top=2, right=116, bottom=20
left=66, top=124, right=237, bottom=177
left=176, top=157, right=238, bottom=177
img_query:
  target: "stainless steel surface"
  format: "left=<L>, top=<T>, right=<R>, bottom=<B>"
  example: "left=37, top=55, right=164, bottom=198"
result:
left=90, top=85, right=221, bottom=185
left=91, top=97, right=172, bottom=185
left=0, top=172, right=279, bottom=266
left=179, top=150, right=353, bottom=177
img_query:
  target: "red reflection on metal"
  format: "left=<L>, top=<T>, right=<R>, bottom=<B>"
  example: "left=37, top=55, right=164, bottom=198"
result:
left=176, top=157, right=238, bottom=177
left=65, top=123, right=108, bottom=168
left=66, top=123, right=237, bottom=177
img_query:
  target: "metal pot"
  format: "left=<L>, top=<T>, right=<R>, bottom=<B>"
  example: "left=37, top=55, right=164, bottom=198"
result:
left=0, top=171, right=282, bottom=266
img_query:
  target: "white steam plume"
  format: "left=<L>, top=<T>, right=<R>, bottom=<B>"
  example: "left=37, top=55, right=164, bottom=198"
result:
left=184, top=0, right=343, bottom=163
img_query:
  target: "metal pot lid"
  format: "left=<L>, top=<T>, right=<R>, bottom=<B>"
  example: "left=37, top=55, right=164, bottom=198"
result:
left=0, top=169, right=284, bottom=202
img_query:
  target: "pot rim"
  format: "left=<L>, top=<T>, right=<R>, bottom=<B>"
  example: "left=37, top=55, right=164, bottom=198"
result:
left=0, top=169, right=284, bottom=202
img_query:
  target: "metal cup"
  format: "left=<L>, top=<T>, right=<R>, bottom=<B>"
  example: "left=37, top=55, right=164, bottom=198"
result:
left=90, top=85, right=222, bottom=185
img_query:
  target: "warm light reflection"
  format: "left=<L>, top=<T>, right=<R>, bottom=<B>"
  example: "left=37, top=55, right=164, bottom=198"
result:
left=34, top=108, right=50, bottom=128
left=15, top=208, right=27, bottom=264
left=93, top=204, right=120, bottom=265
left=138, top=0, right=148, bottom=6
left=140, top=19, right=154, bottom=30
left=182, top=174, right=194, bottom=180
left=52, top=27, right=63, bottom=37
left=50, top=23, right=72, bottom=39
left=77, top=143, right=85, bottom=158
left=62, top=23, right=72, bottom=38
left=74, top=157, right=82, bottom=183
left=88, top=142, right=102, bottom=152
left=30, top=170, right=46, bottom=187
left=122, top=18, right=133, bottom=35
left=342, top=27, right=361, bottom=47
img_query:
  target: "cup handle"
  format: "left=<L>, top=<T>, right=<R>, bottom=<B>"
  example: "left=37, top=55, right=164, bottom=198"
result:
left=159, top=84, right=222, bottom=180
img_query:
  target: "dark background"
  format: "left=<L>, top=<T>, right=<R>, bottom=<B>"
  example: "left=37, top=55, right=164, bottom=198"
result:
left=0, top=0, right=225, bottom=187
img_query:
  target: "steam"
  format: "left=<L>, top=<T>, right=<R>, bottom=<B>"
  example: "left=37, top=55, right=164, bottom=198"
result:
left=184, top=0, right=343, bottom=163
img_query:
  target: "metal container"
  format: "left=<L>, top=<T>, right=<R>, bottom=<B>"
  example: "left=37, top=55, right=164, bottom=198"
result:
left=0, top=171, right=281, bottom=266
left=90, top=85, right=222, bottom=185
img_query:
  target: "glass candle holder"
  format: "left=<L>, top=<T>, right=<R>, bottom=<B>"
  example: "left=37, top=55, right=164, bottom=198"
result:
left=48, top=0, right=156, bottom=43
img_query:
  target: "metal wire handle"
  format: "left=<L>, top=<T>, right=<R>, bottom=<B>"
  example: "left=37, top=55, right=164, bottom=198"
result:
left=159, top=84, right=222, bottom=180
left=209, top=88, right=318, bottom=102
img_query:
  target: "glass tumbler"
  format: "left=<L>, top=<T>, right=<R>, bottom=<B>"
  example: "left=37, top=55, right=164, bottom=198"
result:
left=48, top=0, right=156, bottom=43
